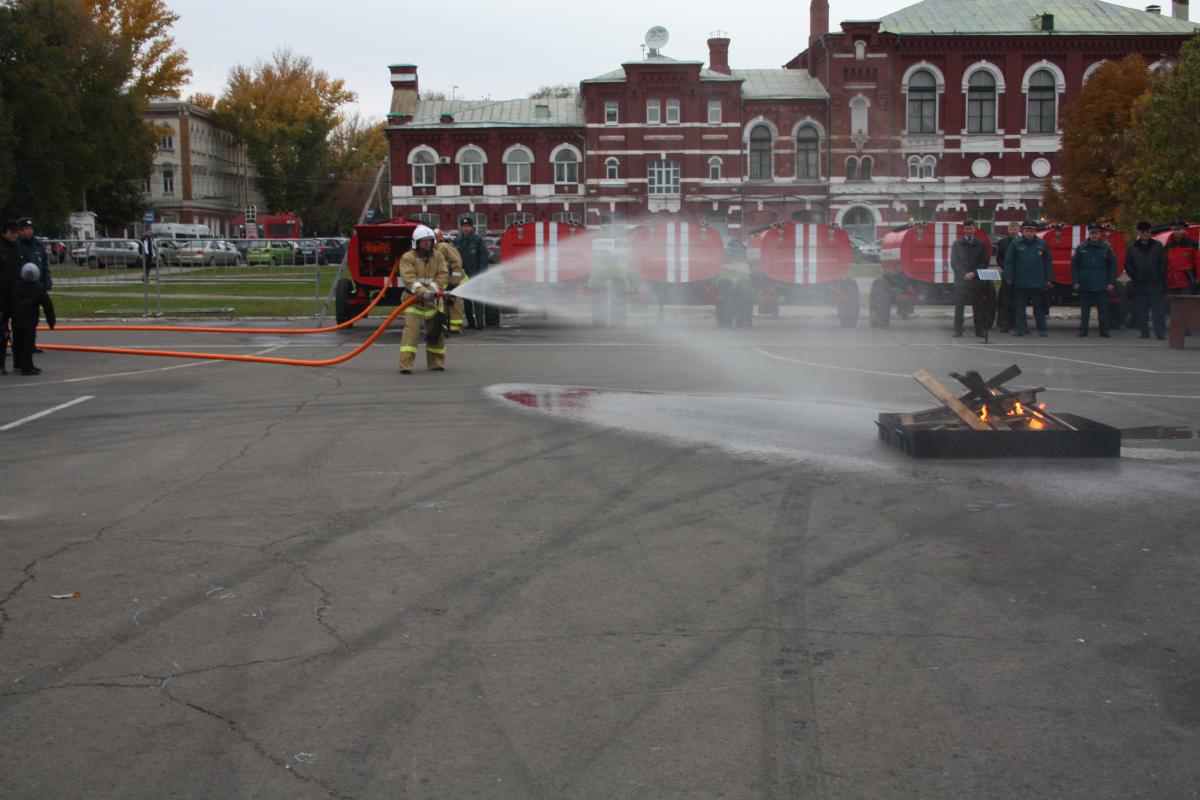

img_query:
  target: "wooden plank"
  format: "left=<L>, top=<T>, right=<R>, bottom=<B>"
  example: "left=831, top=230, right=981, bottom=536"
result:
left=913, top=370, right=994, bottom=431
left=899, top=389, right=1044, bottom=426
left=982, top=364, right=1022, bottom=389
left=1029, top=405, right=1079, bottom=432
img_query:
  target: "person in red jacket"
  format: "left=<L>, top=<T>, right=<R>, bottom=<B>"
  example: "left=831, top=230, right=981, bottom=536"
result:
left=1164, top=220, right=1199, bottom=295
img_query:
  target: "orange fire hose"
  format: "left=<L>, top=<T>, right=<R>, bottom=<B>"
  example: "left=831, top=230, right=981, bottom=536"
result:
left=39, top=262, right=401, bottom=335
left=38, top=294, right=420, bottom=367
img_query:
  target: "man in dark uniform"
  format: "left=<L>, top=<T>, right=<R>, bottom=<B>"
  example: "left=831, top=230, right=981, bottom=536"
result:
left=1004, top=220, right=1054, bottom=337
left=1, top=220, right=28, bottom=374
left=1125, top=221, right=1168, bottom=340
left=950, top=219, right=992, bottom=337
left=993, top=220, right=1021, bottom=332
left=16, top=217, right=49, bottom=353
left=1070, top=222, right=1117, bottom=337
left=454, top=216, right=490, bottom=329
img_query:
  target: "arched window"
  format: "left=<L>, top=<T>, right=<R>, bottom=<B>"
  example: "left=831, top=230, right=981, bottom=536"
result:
left=850, top=96, right=869, bottom=137
left=861, top=156, right=873, bottom=179
left=845, top=157, right=859, bottom=181
left=505, top=212, right=533, bottom=228
left=708, top=156, right=723, bottom=180
left=796, top=125, right=820, bottom=178
left=922, top=155, right=937, bottom=179
left=907, top=69, right=937, bottom=133
left=504, top=147, right=532, bottom=185
left=1027, top=69, right=1057, bottom=133
left=749, top=124, right=773, bottom=179
left=648, top=159, right=680, bottom=194
left=967, top=71, right=996, bottom=133
left=907, top=156, right=921, bottom=179
left=553, top=149, right=579, bottom=185
left=843, top=206, right=876, bottom=242
left=605, top=157, right=619, bottom=180
left=408, top=212, right=441, bottom=228
left=854, top=40, right=867, bottom=60
left=458, top=149, right=484, bottom=186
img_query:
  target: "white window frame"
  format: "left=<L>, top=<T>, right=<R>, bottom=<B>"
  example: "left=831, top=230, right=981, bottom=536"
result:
left=505, top=211, right=533, bottom=228
left=552, top=211, right=581, bottom=225
left=708, top=156, right=722, bottom=181
left=965, top=70, right=998, bottom=134
left=666, top=98, right=680, bottom=124
left=552, top=146, right=580, bottom=185
left=796, top=125, right=820, bottom=179
left=846, top=157, right=859, bottom=181
left=707, top=100, right=722, bottom=123
left=604, top=101, right=619, bottom=124
left=605, top=157, right=619, bottom=180
left=648, top=159, right=681, bottom=195
left=162, top=169, right=175, bottom=194
left=410, top=149, right=437, bottom=186
left=860, top=156, right=873, bottom=180
left=457, top=146, right=485, bottom=186
left=646, top=99, right=661, bottom=125
left=922, top=155, right=936, bottom=179
left=503, top=145, right=532, bottom=186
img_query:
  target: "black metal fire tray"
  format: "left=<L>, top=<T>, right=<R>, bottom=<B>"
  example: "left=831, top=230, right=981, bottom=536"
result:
left=877, top=412, right=1122, bottom=459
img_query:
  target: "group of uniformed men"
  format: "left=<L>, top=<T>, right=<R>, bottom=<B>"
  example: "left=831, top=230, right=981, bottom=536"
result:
left=951, top=219, right=1199, bottom=340
left=395, top=215, right=492, bottom=374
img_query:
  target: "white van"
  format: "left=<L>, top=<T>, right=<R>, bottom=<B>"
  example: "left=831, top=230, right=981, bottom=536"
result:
left=150, top=223, right=213, bottom=240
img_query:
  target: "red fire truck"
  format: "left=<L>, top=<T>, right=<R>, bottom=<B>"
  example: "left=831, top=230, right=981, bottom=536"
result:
left=334, top=220, right=416, bottom=325
left=745, top=222, right=858, bottom=327
left=231, top=211, right=303, bottom=239
left=871, top=222, right=993, bottom=328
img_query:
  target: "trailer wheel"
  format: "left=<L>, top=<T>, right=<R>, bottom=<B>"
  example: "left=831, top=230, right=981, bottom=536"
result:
left=838, top=279, right=860, bottom=328
left=334, top=278, right=354, bottom=327
left=868, top=278, right=892, bottom=328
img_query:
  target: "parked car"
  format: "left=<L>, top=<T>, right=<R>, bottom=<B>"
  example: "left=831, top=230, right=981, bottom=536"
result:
left=296, top=238, right=322, bottom=264
left=175, top=239, right=243, bottom=266
left=316, top=237, right=348, bottom=264
left=42, top=239, right=68, bottom=264
left=245, top=239, right=296, bottom=266
left=849, top=235, right=881, bottom=262
left=155, top=238, right=186, bottom=266
left=81, top=239, right=142, bottom=268
left=483, top=235, right=500, bottom=263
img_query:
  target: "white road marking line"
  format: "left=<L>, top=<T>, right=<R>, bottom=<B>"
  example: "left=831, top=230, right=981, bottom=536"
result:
left=1, top=396, right=94, bottom=431
left=956, top=344, right=1200, bottom=375
left=751, top=348, right=911, bottom=378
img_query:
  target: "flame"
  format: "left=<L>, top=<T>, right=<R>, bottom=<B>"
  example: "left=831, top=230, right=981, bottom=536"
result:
left=1029, top=417, right=1046, bottom=430
left=1012, top=402, right=1025, bottom=416
left=980, top=405, right=990, bottom=422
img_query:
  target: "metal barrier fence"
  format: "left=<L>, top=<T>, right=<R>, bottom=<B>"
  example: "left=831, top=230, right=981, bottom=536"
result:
left=42, top=237, right=343, bottom=317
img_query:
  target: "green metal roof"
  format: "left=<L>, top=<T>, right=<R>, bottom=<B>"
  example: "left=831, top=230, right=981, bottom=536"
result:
left=878, top=0, right=1198, bottom=34
left=399, top=98, right=582, bottom=128
left=732, top=69, right=829, bottom=100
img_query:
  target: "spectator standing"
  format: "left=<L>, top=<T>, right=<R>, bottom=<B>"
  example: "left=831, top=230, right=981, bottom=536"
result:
left=993, top=220, right=1021, bottom=332
left=141, top=230, right=156, bottom=282
left=454, top=217, right=489, bottom=329
left=1164, top=221, right=1199, bottom=296
left=17, top=217, right=49, bottom=353
left=1003, top=221, right=1054, bottom=337
left=950, top=220, right=992, bottom=338
left=9, top=263, right=55, bottom=375
left=1125, top=221, right=1168, bottom=340
left=1070, top=223, right=1118, bottom=337
left=1, top=220, right=26, bottom=374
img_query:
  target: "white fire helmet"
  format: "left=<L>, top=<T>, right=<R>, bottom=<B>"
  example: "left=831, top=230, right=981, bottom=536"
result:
left=412, top=225, right=436, bottom=246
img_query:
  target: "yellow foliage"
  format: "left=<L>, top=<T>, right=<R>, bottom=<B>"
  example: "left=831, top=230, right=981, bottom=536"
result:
left=83, top=0, right=191, bottom=99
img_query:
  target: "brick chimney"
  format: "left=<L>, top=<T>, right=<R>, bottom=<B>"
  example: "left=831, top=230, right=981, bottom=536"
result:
left=810, top=0, right=830, bottom=47
left=1174, top=0, right=1189, bottom=19
left=389, top=64, right=419, bottom=121
left=707, top=34, right=731, bottom=75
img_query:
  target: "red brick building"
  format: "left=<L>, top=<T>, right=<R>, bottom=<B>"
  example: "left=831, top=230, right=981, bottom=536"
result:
left=386, top=0, right=1196, bottom=242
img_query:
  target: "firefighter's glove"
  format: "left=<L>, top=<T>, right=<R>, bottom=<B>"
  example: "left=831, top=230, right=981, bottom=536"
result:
left=410, top=281, right=425, bottom=294
left=422, top=289, right=438, bottom=301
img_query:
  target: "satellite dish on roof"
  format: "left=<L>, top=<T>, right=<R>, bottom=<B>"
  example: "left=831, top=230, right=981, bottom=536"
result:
left=644, top=26, right=669, bottom=55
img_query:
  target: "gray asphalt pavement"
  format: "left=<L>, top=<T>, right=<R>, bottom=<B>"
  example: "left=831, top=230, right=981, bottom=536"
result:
left=2, top=306, right=1198, bottom=799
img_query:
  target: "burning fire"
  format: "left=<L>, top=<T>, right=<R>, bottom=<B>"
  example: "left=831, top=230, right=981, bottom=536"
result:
left=976, top=398, right=1051, bottom=429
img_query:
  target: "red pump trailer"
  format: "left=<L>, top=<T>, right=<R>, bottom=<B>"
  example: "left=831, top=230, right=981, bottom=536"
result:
left=334, top=220, right=418, bottom=325
left=746, top=222, right=858, bottom=326
left=870, top=222, right=993, bottom=328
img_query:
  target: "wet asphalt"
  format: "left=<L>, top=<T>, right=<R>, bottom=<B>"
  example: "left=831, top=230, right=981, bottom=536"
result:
left=1, top=305, right=1198, bottom=799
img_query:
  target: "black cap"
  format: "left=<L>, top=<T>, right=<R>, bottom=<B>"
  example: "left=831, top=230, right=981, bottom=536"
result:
left=16, top=217, right=32, bottom=228
left=460, top=217, right=474, bottom=226
left=1020, top=220, right=1038, bottom=229
left=1170, top=220, right=1188, bottom=229
left=3, top=220, right=21, bottom=232
left=1087, top=222, right=1103, bottom=232
left=1136, top=221, right=1152, bottom=232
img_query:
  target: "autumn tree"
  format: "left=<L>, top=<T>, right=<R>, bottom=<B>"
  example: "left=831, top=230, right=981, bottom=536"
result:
left=0, top=0, right=157, bottom=228
left=529, top=84, right=576, bottom=99
left=1043, top=54, right=1152, bottom=225
left=1115, top=37, right=1200, bottom=229
left=216, top=50, right=356, bottom=226
left=84, top=0, right=191, bottom=99
left=187, top=92, right=216, bottom=110
left=308, top=114, right=388, bottom=234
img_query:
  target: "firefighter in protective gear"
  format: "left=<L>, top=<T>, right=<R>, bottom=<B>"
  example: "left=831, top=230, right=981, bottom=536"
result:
left=434, top=229, right=467, bottom=333
left=398, top=225, right=450, bottom=373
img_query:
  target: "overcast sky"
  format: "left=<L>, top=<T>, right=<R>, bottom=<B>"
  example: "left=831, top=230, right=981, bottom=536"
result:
left=167, top=0, right=1196, bottom=120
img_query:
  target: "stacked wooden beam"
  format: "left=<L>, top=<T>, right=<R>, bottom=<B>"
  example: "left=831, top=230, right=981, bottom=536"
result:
left=905, top=365, right=1077, bottom=432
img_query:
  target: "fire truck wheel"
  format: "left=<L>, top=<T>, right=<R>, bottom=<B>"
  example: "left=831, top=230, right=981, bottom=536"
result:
left=868, top=278, right=892, bottom=328
left=838, top=278, right=860, bottom=328
left=335, top=278, right=355, bottom=327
